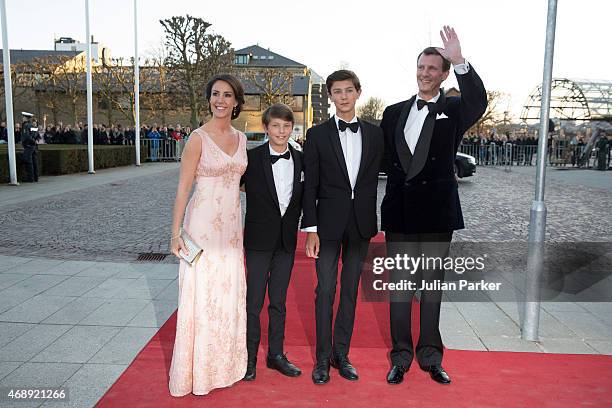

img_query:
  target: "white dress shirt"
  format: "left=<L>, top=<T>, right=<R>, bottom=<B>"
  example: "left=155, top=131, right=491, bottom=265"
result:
left=301, top=115, right=362, bottom=233
left=335, top=114, right=362, bottom=195
left=269, top=144, right=294, bottom=217
left=404, top=61, right=471, bottom=153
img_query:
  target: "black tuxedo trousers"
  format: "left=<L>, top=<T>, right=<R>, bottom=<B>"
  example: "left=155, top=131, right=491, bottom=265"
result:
left=386, top=231, right=452, bottom=368
left=314, top=206, right=370, bottom=362
left=246, top=237, right=295, bottom=359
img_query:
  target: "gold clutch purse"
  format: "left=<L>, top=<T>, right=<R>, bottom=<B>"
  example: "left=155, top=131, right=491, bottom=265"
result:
left=178, top=229, right=203, bottom=265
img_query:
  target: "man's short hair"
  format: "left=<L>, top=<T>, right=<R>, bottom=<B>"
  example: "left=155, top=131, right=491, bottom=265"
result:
left=326, top=70, right=361, bottom=94
left=262, top=103, right=294, bottom=126
left=417, top=47, right=451, bottom=72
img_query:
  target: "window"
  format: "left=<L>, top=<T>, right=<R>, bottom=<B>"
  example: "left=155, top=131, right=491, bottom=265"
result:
left=234, top=54, right=249, bottom=65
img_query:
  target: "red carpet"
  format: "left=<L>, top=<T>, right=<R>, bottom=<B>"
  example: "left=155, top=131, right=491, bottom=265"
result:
left=96, top=233, right=612, bottom=407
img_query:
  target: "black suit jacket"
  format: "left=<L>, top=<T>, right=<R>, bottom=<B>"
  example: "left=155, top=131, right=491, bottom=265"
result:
left=380, top=66, right=487, bottom=234
left=242, top=142, right=303, bottom=252
left=301, top=118, right=384, bottom=240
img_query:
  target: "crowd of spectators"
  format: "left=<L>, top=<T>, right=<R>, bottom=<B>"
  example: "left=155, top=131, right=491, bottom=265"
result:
left=460, top=132, right=610, bottom=167
left=0, top=121, right=192, bottom=145
left=2, top=120, right=608, bottom=168
left=461, top=132, right=538, bottom=165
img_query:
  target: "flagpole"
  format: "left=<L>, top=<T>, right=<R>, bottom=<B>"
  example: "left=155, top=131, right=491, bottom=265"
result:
left=134, top=0, right=141, bottom=166
left=0, top=0, right=18, bottom=185
left=85, top=0, right=95, bottom=173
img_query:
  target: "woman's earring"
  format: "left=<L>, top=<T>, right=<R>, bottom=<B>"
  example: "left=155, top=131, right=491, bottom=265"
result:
left=232, top=106, right=237, bottom=117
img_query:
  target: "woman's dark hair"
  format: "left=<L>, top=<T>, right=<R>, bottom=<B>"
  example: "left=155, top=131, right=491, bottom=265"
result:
left=204, top=74, right=245, bottom=120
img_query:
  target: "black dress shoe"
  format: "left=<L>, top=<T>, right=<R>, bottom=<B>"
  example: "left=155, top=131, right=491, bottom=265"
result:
left=330, top=355, right=358, bottom=380
left=312, top=360, right=330, bottom=384
left=243, top=360, right=256, bottom=381
left=423, top=365, right=451, bottom=384
left=386, top=365, right=407, bottom=384
left=266, top=354, right=301, bottom=377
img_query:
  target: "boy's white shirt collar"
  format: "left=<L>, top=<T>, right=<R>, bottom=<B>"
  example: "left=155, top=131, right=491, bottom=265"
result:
left=269, top=143, right=289, bottom=155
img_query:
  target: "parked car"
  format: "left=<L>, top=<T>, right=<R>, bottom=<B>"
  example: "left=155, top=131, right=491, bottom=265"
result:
left=245, top=132, right=266, bottom=150
left=455, top=152, right=476, bottom=178
left=378, top=152, right=477, bottom=178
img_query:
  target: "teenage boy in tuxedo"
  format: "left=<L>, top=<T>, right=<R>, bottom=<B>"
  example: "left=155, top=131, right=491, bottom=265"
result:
left=302, top=70, right=384, bottom=384
left=241, top=103, right=304, bottom=381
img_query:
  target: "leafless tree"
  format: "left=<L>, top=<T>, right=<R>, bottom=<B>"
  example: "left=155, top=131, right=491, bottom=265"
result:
left=242, top=68, right=294, bottom=109
left=93, top=59, right=117, bottom=126
left=160, top=15, right=234, bottom=128
left=108, top=57, right=155, bottom=125
left=51, top=54, right=87, bottom=125
left=357, top=96, right=385, bottom=124
left=144, top=44, right=176, bottom=125
left=0, top=61, right=32, bottom=122
left=473, top=90, right=509, bottom=133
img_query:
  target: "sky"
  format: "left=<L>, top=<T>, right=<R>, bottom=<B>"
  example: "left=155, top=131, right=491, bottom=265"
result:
left=2, top=0, right=611, bottom=120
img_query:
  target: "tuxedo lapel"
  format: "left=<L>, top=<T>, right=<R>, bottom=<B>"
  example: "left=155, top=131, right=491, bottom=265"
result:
left=406, top=89, right=447, bottom=181
left=437, top=88, right=447, bottom=112
left=355, top=118, right=370, bottom=186
left=327, top=118, right=351, bottom=186
left=260, top=142, right=280, bottom=210
left=394, top=96, right=416, bottom=174
left=288, top=144, right=301, bottom=208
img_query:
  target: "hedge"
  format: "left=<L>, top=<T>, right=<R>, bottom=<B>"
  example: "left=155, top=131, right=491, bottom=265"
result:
left=0, top=144, right=146, bottom=183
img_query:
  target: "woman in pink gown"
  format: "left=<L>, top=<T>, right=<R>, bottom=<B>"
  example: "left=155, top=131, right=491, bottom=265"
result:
left=168, top=74, right=248, bottom=397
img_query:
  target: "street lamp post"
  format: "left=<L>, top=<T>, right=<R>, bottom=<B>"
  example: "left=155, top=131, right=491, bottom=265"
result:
left=522, top=0, right=558, bottom=341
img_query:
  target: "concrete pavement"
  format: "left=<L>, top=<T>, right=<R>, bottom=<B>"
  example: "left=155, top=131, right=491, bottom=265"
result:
left=0, top=162, right=610, bottom=407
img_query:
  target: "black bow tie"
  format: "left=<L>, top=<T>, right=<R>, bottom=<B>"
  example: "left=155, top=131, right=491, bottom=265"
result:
left=417, top=99, right=437, bottom=112
left=338, top=119, right=359, bottom=133
left=270, top=150, right=291, bottom=164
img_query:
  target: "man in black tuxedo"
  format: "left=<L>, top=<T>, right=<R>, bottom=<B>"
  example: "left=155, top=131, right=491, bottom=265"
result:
left=302, top=70, right=384, bottom=384
left=380, top=26, right=487, bottom=385
left=241, top=104, right=303, bottom=381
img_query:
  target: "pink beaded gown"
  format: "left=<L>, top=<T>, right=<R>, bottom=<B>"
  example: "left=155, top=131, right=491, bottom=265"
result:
left=169, top=128, right=248, bottom=397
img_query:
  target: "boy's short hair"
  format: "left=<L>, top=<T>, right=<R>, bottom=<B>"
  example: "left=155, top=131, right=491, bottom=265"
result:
left=262, top=103, right=294, bottom=126
left=326, top=70, right=361, bottom=94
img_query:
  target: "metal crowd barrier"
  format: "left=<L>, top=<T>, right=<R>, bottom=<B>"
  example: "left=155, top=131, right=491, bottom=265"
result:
left=138, top=139, right=603, bottom=168
left=458, top=143, right=591, bottom=167
left=140, top=138, right=184, bottom=162
left=504, top=143, right=513, bottom=172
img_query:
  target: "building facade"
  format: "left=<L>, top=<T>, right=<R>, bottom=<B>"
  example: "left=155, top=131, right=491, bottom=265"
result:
left=232, top=45, right=329, bottom=141
left=1, top=42, right=330, bottom=133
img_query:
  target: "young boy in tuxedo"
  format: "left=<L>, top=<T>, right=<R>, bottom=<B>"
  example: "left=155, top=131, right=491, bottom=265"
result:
left=241, top=103, right=304, bottom=381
